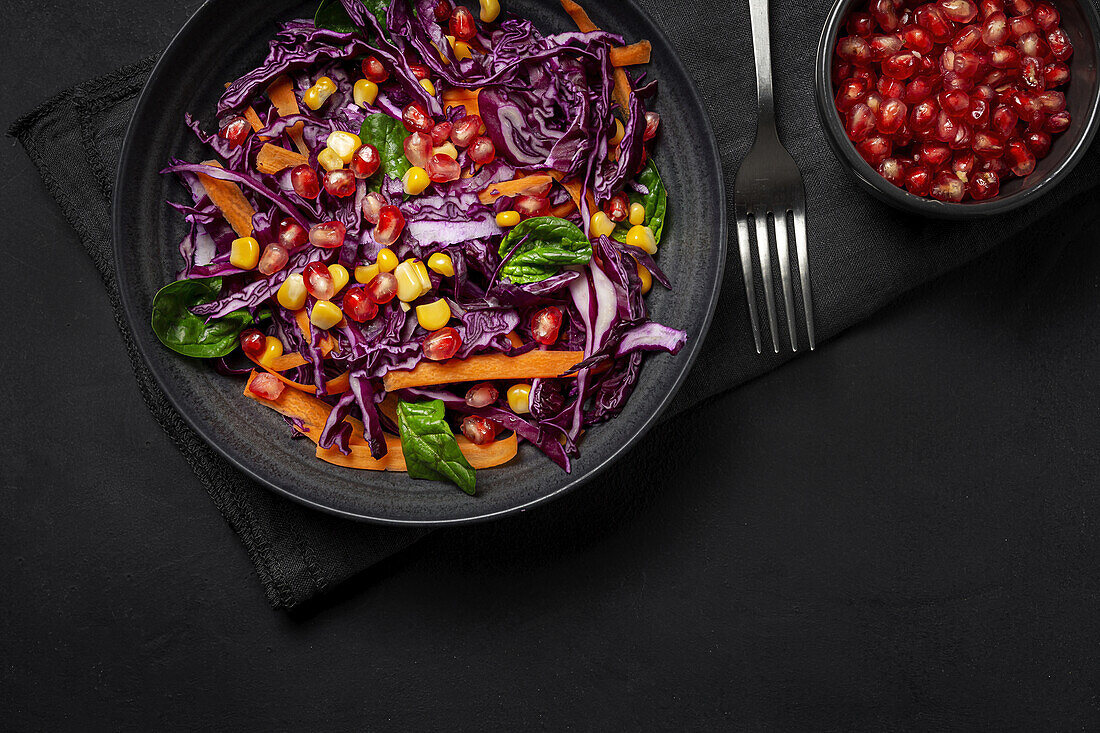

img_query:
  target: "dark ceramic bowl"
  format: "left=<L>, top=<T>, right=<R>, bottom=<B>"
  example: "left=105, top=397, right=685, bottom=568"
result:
left=815, top=0, right=1100, bottom=219
left=113, top=0, right=725, bottom=524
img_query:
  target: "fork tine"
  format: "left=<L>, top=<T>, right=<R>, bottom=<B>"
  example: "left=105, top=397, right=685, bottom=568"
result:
left=736, top=211, right=763, bottom=354
left=755, top=213, right=780, bottom=354
left=792, top=206, right=815, bottom=350
left=773, top=209, right=798, bottom=352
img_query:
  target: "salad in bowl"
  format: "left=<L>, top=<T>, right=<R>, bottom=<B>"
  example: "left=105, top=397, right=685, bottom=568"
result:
left=152, top=0, right=683, bottom=495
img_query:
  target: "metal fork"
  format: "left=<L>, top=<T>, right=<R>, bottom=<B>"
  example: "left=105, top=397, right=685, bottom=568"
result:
left=734, top=0, right=815, bottom=353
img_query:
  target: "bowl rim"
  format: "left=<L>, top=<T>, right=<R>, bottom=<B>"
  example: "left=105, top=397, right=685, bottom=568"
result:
left=814, top=0, right=1100, bottom=220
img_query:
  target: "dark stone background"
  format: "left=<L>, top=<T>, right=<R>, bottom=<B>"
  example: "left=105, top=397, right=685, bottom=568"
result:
left=2, top=1, right=1098, bottom=729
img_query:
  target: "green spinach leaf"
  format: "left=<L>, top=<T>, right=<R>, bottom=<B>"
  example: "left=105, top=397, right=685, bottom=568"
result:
left=151, top=277, right=255, bottom=359
left=359, top=113, right=412, bottom=192
left=612, top=158, right=668, bottom=244
left=315, top=0, right=391, bottom=36
left=497, top=216, right=593, bottom=285
left=397, top=400, right=476, bottom=495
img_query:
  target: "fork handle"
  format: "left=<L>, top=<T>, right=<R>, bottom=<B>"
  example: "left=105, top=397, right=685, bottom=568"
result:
left=747, top=0, right=776, bottom=127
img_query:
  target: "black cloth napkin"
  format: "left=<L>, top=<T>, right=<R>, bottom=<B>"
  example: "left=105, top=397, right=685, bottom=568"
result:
left=12, top=1, right=1099, bottom=611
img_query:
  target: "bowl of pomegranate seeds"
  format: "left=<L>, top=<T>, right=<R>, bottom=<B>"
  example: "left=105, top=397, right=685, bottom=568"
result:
left=816, top=0, right=1100, bottom=217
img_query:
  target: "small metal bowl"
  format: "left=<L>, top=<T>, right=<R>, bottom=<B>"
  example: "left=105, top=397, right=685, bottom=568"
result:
left=815, top=0, right=1100, bottom=219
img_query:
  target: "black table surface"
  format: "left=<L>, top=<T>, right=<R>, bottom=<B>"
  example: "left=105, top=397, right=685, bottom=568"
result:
left=3, top=1, right=1099, bottom=729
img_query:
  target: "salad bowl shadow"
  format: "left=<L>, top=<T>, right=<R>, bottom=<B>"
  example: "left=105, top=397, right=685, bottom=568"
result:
left=113, top=0, right=727, bottom=524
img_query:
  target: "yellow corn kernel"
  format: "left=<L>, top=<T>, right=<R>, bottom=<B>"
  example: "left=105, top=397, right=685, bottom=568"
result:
left=507, top=384, right=532, bottom=414
left=589, top=211, right=616, bottom=238
left=230, top=236, right=260, bottom=270
left=419, top=78, right=437, bottom=96
left=326, top=131, right=362, bottom=164
left=277, top=273, right=308, bottom=310
left=403, top=166, right=431, bottom=195
left=317, top=147, right=344, bottom=172
left=610, top=118, right=625, bottom=146
left=353, top=79, right=379, bottom=108
left=328, top=264, right=350, bottom=295
left=447, top=35, right=473, bottom=61
left=355, top=264, right=379, bottom=284
left=432, top=142, right=459, bottom=160
left=394, top=260, right=426, bottom=302
left=479, top=0, right=501, bottom=22
left=427, top=252, right=454, bottom=277
left=625, top=224, right=658, bottom=254
left=310, top=300, right=343, bottom=330
left=629, top=202, right=646, bottom=226
left=416, top=299, right=452, bottom=331
left=376, top=248, right=399, bottom=272
left=304, top=76, right=337, bottom=110
left=496, top=210, right=521, bottom=227
left=636, top=259, right=653, bottom=295
left=413, top=260, right=432, bottom=291
left=260, top=336, right=284, bottom=366
left=399, top=301, right=411, bottom=312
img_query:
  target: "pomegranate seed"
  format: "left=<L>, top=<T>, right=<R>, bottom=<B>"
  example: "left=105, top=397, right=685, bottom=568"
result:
left=1024, top=130, right=1052, bottom=158
left=982, top=11, right=1009, bottom=45
left=1008, top=89, right=1042, bottom=122
left=361, top=55, right=389, bottom=83
left=939, top=90, right=971, bottom=117
left=941, top=70, right=975, bottom=92
left=878, top=157, right=908, bottom=186
left=1008, top=0, right=1034, bottom=15
left=905, top=165, right=934, bottom=195
left=910, top=100, right=939, bottom=131
left=987, top=45, right=1021, bottom=68
left=433, top=0, right=451, bottom=22
left=935, top=110, right=961, bottom=142
left=374, top=205, right=406, bottom=246
left=450, top=115, right=483, bottom=147
left=465, top=382, right=499, bottom=408
left=857, top=134, right=893, bottom=165
left=914, top=5, right=954, bottom=43
left=303, top=261, right=335, bottom=300
left=893, top=123, right=914, bottom=147
left=277, top=218, right=308, bottom=249
left=350, top=144, right=381, bottom=178
left=952, top=150, right=978, bottom=175
left=1047, top=28, right=1073, bottom=61
left=449, top=6, right=477, bottom=41
left=423, top=326, right=462, bottom=361
left=468, top=136, right=496, bottom=165
left=239, top=329, right=266, bottom=359
left=1042, top=61, right=1070, bottom=87
left=427, top=153, right=461, bottom=182
left=362, top=192, right=386, bottom=224
left=258, top=243, right=289, bottom=275
left=982, top=68, right=1011, bottom=86
left=1008, top=16, right=1038, bottom=39
left=902, top=24, right=935, bottom=53
left=851, top=67, right=878, bottom=87
left=1018, top=32, right=1047, bottom=59
left=953, top=50, right=982, bottom=78
left=870, top=34, right=904, bottom=61
left=969, top=170, right=1001, bottom=199
left=1044, top=110, right=1070, bottom=134
left=930, top=172, right=967, bottom=201
left=951, top=25, right=983, bottom=51
left=643, top=111, right=661, bottom=141
left=430, top=122, right=453, bottom=146
left=837, top=36, right=873, bottom=65
left=864, top=91, right=884, bottom=114
left=531, top=306, right=564, bottom=345
left=979, top=0, right=1004, bottom=18
left=971, top=84, right=996, bottom=103
left=949, top=122, right=974, bottom=150
left=402, top=102, right=433, bottom=133
left=991, top=105, right=1019, bottom=136
left=918, top=141, right=953, bottom=167
left=904, top=76, right=937, bottom=104
left=967, top=98, right=990, bottom=127
left=323, top=169, right=356, bottom=198
left=940, top=0, right=978, bottom=23
left=461, top=416, right=498, bottom=445
left=878, top=76, right=906, bottom=100
left=605, top=194, right=630, bottom=223
left=403, top=131, right=433, bottom=168
left=342, top=286, right=378, bottom=323
left=365, top=271, right=398, bottom=304
left=877, top=98, right=908, bottom=134
left=218, top=116, right=251, bottom=148
left=309, top=221, right=346, bottom=249
left=514, top=194, right=550, bottom=219
left=1020, top=56, right=1043, bottom=89
left=846, top=103, right=877, bottom=141
left=882, top=51, right=919, bottom=79
left=1037, top=90, right=1065, bottom=113
left=1004, top=138, right=1036, bottom=175
left=404, top=64, right=429, bottom=82
left=1032, top=3, right=1059, bottom=31
left=290, top=165, right=321, bottom=199
left=248, top=373, right=285, bottom=400
left=849, top=12, right=876, bottom=36
left=972, top=130, right=1005, bottom=158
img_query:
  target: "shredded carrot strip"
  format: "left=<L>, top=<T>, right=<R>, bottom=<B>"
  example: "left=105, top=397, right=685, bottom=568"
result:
left=613, top=68, right=633, bottom=116
left=255, top=363, right=350, bottom=395
left=560, top=0, right=598, bottom=32
left=244, top=371, right=361, bottom=440
left=317, top=433, right=518, bottom=471
left=549, top=200, right=578, bottom=218
left=441, top=88, right=481, bottom=117
left=610, top=41, right=651, bottom=67
left=378, top=393, right=400, bottom=425
left=478, top=174, right=556, bottom=204
left=197, top=160, right=256, bottom=237
left=382, top=351, right=584, bottom=391
left=266, top=76, right=310, bottom=156
left=256, top=143, right=309, bottom=174
left=560, top=178, right=597, bottom=218
left=505, top=331, right=524, bottom=349
left=242, top=106, right=265, bottom=132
